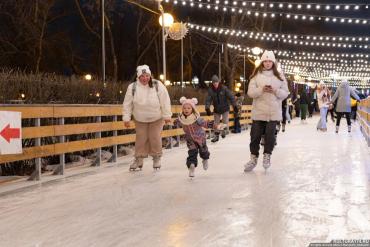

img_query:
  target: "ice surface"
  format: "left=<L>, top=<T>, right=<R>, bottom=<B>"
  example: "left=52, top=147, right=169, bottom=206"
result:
left=0, top=117, right=369, bottom=247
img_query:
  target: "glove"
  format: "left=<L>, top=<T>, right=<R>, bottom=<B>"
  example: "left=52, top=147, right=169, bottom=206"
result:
left=206, top=108, right=212, bottom=116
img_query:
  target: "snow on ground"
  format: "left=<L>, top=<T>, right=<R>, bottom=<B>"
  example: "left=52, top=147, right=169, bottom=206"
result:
left=0, top=116, right=369, bottom=247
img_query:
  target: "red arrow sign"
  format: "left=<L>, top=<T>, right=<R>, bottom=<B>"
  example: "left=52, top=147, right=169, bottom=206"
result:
left=0, top=124, right=20, bottom=143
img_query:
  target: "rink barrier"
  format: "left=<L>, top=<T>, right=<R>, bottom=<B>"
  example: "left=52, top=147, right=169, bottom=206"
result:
left=357, top=97, right=370, bottom=146
left=0, top=104, right=252, bottom=180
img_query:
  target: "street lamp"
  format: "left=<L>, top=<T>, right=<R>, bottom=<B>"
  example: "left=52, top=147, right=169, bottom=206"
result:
left=84, top=74, right=92, bottom=81
left=158, top=13, right=174, bottom=27
left=157, top=0, right=174, bottom=83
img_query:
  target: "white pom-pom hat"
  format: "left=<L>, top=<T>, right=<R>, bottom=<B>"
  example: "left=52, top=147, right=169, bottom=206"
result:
left=180, top=96, right=199, bottom=114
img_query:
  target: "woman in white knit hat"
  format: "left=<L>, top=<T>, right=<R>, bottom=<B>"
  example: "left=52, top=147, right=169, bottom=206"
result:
left=123, top=65, right=172, bottom=171
left=245, top=50, right=289, bottom=172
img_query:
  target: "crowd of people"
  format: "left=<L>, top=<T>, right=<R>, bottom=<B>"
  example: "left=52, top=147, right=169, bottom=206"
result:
left=122, top=51, right=364, bottom=178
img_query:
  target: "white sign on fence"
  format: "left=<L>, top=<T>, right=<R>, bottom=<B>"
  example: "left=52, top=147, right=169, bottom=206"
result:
left=0, top=111, right=22, bottom=155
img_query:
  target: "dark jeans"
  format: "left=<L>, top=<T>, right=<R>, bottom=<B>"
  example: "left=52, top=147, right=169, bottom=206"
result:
left=336, top=112, right=351, bottom=127
left=300, top=104, right=308, bottom=120
left=250, top=120, right=278, bottom=156
left=282, top=106, right=287, bottom=125
left=186, top=141, right=210, bottom=167
left=233, top=117, right=241, bottom=133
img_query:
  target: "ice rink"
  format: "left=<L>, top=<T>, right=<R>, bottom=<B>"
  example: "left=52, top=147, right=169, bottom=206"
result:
left=0, top=117, right=369, bottom=247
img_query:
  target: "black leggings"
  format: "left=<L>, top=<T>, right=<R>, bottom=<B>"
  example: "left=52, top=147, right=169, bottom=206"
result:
left=336, top=112, right=351, bottom=127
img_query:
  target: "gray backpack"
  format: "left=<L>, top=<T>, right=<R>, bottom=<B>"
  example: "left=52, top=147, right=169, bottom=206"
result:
left=132, top=79, right=159, bottom=96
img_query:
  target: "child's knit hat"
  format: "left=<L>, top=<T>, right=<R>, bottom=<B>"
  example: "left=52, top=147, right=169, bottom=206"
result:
left=180, top=96, right=199, bottom=114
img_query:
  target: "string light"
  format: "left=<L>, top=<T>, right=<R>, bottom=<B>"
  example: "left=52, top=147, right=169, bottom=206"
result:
left=167, top=0, right=370, bottom=26
left=188, top=24, right=370, bottom=51
left=227, top=43, right=370, bottom=87
left=174, top=1, right=368, bottom=12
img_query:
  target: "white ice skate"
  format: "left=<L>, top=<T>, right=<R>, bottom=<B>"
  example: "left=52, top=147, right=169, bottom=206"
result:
left=153, top=156, right=161, bottom=170
left=202, top=159, right=208, bottom=171
left=189, top=164, right=195, bottom=177
left=244, top=154, right=258, bottom=172
left=262, top=153, right=271, bottom=170
left=129, top=158, right=143, bottom=171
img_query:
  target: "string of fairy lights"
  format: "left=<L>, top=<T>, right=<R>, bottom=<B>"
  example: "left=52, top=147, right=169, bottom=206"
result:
left=177, top=1, right=369, bottom=12
left=226, top=44, right=370, bottom=88
left=188, top=23, right=370, bottom=50
left=163, top=0, right=370, bottom=89
left=165, top=0, right=370, bottom=25
left=226, top=44, right=370, bottom=66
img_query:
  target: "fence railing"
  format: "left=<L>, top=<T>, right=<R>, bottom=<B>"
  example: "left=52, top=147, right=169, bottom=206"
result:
left=0, top=104, right=252, bottom=180
left=358, top=97, right=370, bottom=146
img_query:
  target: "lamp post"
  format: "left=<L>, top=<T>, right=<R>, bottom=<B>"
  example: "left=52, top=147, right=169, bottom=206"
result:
left=157, top=1, right=173, bottom=83
left=243, top=51, right=246, bottom=94
left=102, top=0, right=106, bottom=86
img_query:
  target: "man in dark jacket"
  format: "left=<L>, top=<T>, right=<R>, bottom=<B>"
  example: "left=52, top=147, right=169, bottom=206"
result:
left=205, top=75, right=237, bottom=142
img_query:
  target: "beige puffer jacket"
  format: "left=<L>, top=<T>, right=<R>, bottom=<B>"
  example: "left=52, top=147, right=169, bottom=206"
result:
left=248, top=70, right=289, bottom=121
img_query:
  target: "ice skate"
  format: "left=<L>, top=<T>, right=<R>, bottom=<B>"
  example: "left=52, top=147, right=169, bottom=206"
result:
left=335, top=126, right=339, bottom=133
left=244, top=154, right=258, bottom=172
left=348, top=126, right=351, bottom=133
left=202, top=159, right=208, bottom=171
left=262, top=153, right=271, bottom=170
left=211, top=134, right=219, bottom=143
left=153, top=156, right=161, bottom=170
left=189, top=164, right=195, bottom=177
left=129, top=158, right=143, bottom=171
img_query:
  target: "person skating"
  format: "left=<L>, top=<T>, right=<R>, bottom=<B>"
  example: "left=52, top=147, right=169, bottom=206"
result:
left=205, top=75, right=237, bottom=142
left=232, top=92, right=244, bottom=133
left=245, top=50, right=289, bottom=172
left=299, top=88, right=309, bottom=124
left=330, top=80, right=360, bottom=133
left=175, top=97, right=223, bottom=177
left=316, top=82, right=330, bottom=132
left=123, top=65, right=172, bottom=171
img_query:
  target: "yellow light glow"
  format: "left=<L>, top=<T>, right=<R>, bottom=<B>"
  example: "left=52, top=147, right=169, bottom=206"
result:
left=85, top=74, right=92, bottom=80
left=159, top=13, right=174, bottom=27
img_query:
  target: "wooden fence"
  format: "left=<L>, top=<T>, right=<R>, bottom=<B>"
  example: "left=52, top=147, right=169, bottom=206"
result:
left=0, top=104, right=252, bottom=180
left=358, top=97, right=370, bottom=146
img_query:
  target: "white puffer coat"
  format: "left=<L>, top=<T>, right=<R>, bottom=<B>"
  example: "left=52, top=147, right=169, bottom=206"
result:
left=248, top=70, right=289, bottom=121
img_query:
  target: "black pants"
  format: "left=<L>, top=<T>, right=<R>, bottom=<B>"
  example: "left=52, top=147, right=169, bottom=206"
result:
left=234, top=117, right=241, bottom=133
left=250, top=121, right=277, bottom=156
left=282, top=106, right=287, bottom=125
left=336, top=112, right=351, bottom=127
left=186, top=141, right=210, bottom=167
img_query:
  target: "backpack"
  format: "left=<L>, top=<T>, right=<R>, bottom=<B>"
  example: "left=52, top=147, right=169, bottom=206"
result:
left=132, top=79, right=159, bottom=96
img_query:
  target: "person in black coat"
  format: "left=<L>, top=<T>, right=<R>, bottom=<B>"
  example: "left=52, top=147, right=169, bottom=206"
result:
left=205, top=75, right=237, bottom=142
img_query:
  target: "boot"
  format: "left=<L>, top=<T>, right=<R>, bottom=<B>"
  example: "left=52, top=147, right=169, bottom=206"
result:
left=153, top=156, right=161, bottom=170
left=262, top=153, right=271, bottom=170
left=221, top=130, right=226, bottom=138
left=335, top=126, right=339, bottom=133
left=129, top=157, right=144, bottom=171
left=189, top=164, right=195, bottom=177
left=244, top=154, right=258, bottom=172
left=348, top=125, right=351, bottom=133
left=202, top=159, right=208, bottom=171
left=211, top=133, right=219, bottom=143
